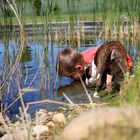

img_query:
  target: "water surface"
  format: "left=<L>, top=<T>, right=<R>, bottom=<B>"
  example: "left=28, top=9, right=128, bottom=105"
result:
left=0, top=38, right=138, bottom=119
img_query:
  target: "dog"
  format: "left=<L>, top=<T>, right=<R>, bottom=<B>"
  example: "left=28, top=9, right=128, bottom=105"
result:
left=84, top=41, right=129, bottom=92
left=94, top=41, right=129, bottom=91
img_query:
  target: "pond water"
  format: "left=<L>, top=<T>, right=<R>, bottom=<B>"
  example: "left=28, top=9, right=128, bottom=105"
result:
left=0, top=38, right=139, bottom=119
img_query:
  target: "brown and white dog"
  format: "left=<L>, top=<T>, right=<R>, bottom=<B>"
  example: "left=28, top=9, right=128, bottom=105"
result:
left=85, top=41, right=129, bottom=92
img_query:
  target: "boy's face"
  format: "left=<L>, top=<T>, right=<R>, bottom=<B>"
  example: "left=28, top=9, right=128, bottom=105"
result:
left=70, top=71, right=82, bottom=80
left=62, top=68, right=84, bottom=80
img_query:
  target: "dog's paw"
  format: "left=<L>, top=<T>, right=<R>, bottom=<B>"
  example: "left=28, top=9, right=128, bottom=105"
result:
left=93, top=91, right=100, bottom=98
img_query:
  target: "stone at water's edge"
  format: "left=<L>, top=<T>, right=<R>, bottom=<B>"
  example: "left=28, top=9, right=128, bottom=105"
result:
left=59, top=107, right=140, bottom=140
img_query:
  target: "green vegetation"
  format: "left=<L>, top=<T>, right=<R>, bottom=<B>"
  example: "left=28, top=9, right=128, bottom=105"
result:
left=101, top=62, right=140, bottom=107
left=119, top=63, right=140, bottom=105
left=0, top=0, right=140, bottom=46
left=1, top=0, right=140, bottom=21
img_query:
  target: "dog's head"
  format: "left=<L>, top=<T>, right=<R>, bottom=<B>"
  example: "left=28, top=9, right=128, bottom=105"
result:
left=83, top=61, right=99, bottom=85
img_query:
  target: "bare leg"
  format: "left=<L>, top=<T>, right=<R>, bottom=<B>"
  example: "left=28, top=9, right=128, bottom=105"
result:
left=105, top=74, right=113, bottom=92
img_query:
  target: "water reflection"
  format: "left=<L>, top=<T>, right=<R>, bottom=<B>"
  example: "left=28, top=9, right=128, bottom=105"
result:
left=20, top=46, right=32, bottom=63
left=0, top=39, right=74, bottom=118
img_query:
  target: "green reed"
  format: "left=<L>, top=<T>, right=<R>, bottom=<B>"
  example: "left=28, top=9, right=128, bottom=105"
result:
left=1, top=0, right=140, bottom=42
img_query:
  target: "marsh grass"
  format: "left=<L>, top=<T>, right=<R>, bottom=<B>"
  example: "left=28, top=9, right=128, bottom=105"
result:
left=119, top=63, right=140, bottom=105
left=102, top=62, right=140, bottom=107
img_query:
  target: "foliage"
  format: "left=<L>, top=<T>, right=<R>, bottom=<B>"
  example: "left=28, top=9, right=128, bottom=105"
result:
left=0, top=0, right=13, bottom=24
left=34, top=0, right=42, bottom=16
left=108, top=62, right=140, bottom=106
left=53, top=3, right=61, bottom=15
left=120, top=63, right=140, bottom=105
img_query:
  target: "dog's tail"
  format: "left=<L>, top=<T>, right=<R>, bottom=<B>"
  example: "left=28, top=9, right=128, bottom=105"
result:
left=110, top=49, right=127, bottom=74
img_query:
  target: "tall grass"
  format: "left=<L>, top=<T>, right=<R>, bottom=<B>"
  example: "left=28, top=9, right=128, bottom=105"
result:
left=118, top=62, right=140, bottom=106
left=0, top=0, right=140, bottom=43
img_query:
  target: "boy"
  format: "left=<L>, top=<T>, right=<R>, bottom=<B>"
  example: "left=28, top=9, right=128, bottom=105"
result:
left=56, top=41, right=132, bottom=92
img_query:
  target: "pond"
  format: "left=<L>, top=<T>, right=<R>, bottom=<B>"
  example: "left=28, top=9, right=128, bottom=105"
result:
left=0, top=37, right=139, bottom=120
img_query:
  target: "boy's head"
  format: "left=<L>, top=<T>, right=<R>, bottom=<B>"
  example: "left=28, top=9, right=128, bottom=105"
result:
left=56, top=48, right=85, bottom=80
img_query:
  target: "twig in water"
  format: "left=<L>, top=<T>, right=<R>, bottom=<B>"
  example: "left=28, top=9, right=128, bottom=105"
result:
left=62, top=92, right=83, bottom=112
left=25, top=99, right=72, bottom=112
left=79, top=75, right=93, bottom=104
